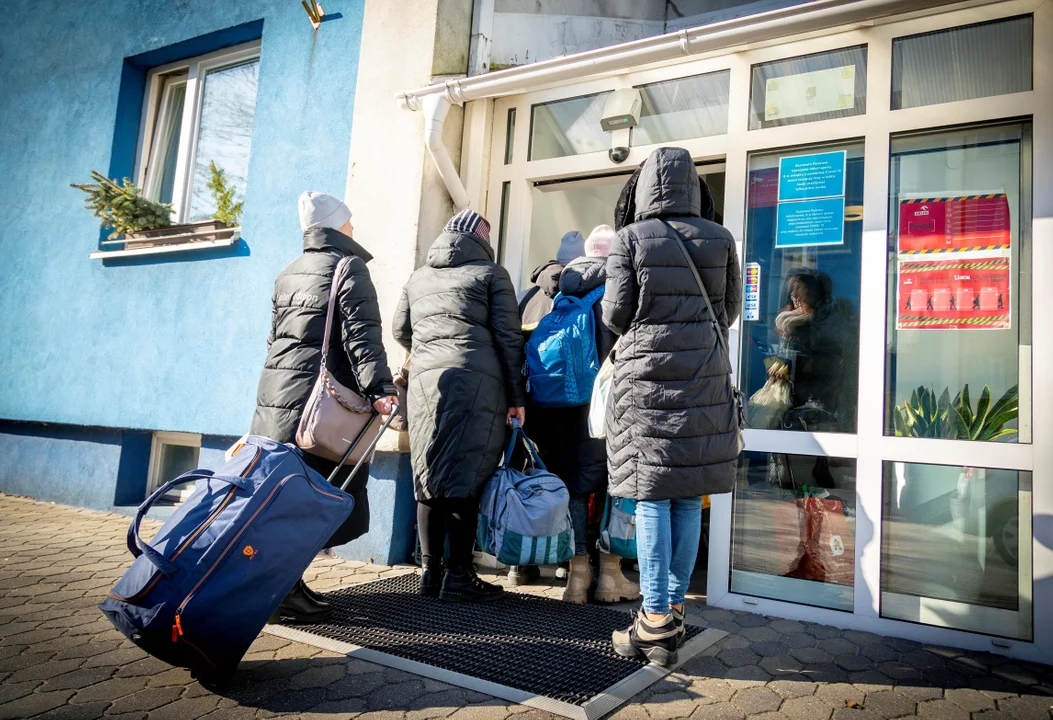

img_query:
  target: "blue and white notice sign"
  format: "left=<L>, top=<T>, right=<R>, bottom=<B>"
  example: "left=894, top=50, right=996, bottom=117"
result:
left=776, top=150, right=847, bottom=248
left=776, top=197, right=846, bottom=248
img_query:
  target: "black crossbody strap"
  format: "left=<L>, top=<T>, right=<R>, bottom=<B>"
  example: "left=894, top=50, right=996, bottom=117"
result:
left=666, top=223, right=730, bottom=363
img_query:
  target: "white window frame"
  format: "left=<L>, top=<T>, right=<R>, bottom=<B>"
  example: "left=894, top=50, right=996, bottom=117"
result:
left=477, top=0, right=1052, bottom=664
left=134, top=40, right=261, bottom=223
left=147, top=431, right=202, bottom=500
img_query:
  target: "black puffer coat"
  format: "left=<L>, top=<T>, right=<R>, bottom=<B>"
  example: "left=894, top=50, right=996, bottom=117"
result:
left=251, top=227, right=395, bottom=441
left=518, top=260, right=563, bottom=335
left=525, top=256, right=615, bottom=497
left=393, top=231, right=526, bottom=501
left=603, top=147, right=743, bottom=500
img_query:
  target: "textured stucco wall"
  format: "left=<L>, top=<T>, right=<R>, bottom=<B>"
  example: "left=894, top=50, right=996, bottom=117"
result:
left=0, top=0, right=365, bottom=437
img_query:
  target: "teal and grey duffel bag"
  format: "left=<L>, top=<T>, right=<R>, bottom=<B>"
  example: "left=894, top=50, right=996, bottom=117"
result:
left=476, top=420, right=574, bottom=566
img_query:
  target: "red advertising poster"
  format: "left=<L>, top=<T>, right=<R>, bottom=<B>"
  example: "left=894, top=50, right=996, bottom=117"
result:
left=747, top=168, right=778, bottom=208
left=897, top=256, right=1010, bottom=330
left=898, top=193, right=1011, bottom=254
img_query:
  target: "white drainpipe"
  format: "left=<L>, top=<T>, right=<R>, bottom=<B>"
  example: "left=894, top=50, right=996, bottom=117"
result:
left=399, top=0, right=984, bottom=206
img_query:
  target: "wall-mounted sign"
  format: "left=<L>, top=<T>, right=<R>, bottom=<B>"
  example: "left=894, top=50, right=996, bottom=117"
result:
left=778, top=150, right=846, bottom=202
left=744, top=263, right=761, bottom=321
left=765, top=66, right=856, bottom=123
left=897, top=256, right=1010, bottom=330
left=776, top=197, right=845, bottom=248
left=897, top=193, right=1011, bottom=254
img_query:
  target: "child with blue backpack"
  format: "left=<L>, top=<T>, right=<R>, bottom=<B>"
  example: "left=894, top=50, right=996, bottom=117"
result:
left=524, top=225, right=640, bottom=604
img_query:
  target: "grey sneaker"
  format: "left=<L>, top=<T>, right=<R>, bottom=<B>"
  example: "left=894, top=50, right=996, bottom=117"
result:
left=612, top=612, right=679, bottom=667
left=671, top=606, right=686, bottom=647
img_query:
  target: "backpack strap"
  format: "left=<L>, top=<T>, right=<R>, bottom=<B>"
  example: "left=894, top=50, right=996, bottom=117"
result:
left=665, top=223, right=731, bottom=364
left=583, top=284, right=605, bottom=307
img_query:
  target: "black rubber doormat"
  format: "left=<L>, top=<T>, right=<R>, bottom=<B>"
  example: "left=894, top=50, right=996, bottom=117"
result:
left=264, top=572, right=726, bottom=720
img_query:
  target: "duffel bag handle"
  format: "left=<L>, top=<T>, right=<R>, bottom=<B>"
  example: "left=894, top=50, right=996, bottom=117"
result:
left=501, top=419, right=548, bottom=471
left=128, top=470, right=252, bottom=576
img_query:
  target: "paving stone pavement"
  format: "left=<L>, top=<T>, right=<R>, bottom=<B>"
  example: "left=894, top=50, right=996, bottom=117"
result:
left=1, top=493, right=1051, bottom=720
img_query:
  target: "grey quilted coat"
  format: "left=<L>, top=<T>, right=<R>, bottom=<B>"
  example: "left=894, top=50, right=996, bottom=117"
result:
left=393, top=231, right=526, bottom=501
left=603, top=147, right=743, bottom=500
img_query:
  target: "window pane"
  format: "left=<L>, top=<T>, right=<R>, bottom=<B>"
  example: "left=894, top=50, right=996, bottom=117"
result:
left=504, top=108, right=516, bottom=165
left=529, top=92, right=611, bottom=161
left=885, top=123, right=1030, bottom=442
left=731, top=452, right=856, bottom=611
left=497, top=181, right=511, bottom=266
left=631, top=70, right=730, bottom=146
left=187, top=59, right=260, bottom=222
left=749, top=46, right=867, bottom=130
left=146, top=81, right=186, bottom=205
left=158, top=443, right=198, bottom=484
left=881, top=462, right=1031, bottom=640
left=891, top=16, right=1032, bottom=110
left=741, top=142, right=864, bottom=433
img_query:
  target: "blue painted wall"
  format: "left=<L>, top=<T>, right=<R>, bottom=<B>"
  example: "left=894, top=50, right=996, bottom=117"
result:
left=0, top=0, right=365, bottom=438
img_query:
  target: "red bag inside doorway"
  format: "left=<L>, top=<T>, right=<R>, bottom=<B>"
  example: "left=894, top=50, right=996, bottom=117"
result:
left=787, top=496, right=854, bottom=586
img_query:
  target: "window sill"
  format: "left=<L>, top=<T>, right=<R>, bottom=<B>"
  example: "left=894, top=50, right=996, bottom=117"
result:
left=89, top=222, right=241, bottom=260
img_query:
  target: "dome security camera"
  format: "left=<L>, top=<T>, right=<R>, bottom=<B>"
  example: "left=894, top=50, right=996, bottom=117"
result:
left=609, top=146, right=630, bottom=163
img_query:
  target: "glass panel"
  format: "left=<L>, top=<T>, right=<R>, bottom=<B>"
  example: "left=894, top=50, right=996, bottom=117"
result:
left=524, top=166, right=725, bottom=285
left=158, top=443, right=199, bottom=485
left=187, top=59, right=260, bottom=222
left=740, top=142, right=864, bottom=433
left=891, top=16, right=1032, bottom=110
left=497, top=181, right=511, bottom=266
left=881, top=462, right=1032, bottom=640
left=749, top=46, right=867, bottom=130
left=504, top=108, right=516, bottom=164
left=885, top=123, right=1031, bottom=443
left=631, top=70, right=730, bottom=146
left=731, top=451, right=856, bottom=611
left=529, top=92, right=611, bottom=161
left=146, top=80, right=186, bottom=205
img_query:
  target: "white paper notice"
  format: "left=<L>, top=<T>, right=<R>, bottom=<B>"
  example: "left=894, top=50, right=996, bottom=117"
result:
left=765, top=65, right=856, bottom=122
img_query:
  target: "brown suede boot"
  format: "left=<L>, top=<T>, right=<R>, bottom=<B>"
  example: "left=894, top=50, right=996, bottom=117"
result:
left=594, top=552, right=641, bottom=603
left=562, top=555, right=593, bottom=604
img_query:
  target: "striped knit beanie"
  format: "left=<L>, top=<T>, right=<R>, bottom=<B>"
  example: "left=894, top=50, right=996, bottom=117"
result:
left=444, top=209, right=491, bottom=241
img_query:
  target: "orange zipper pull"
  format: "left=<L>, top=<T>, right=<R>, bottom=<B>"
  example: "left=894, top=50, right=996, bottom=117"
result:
left=175, top=615, right=184, bottom=637
left=172, top=624, right=179, bottom=643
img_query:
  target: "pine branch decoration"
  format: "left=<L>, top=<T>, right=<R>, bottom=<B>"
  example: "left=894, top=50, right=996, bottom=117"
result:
left=71, top=171, right=172, bottom=240
left=206, top=161, right=243, bottom=226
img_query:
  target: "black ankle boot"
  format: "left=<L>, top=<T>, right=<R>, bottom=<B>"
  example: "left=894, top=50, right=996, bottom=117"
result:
left=439, top=565, right=504, bottom=602
left=272, top=579, right=332, bottom=624
left=420, top=558, right=445, bottom=598
left=300, top=580, right=328, bottom=604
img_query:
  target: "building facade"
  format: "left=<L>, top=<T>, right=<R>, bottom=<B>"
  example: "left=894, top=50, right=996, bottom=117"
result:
left=0, top=0, right=1049, bottom=663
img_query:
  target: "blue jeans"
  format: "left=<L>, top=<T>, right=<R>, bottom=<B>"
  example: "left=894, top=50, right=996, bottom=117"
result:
left=636, top=498, right=703, bottom=615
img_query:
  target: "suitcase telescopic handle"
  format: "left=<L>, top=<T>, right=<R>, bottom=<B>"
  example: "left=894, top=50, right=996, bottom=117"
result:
left=128, top=470, right=252, bottom=576
left=329, top=406, right=400, bottom=490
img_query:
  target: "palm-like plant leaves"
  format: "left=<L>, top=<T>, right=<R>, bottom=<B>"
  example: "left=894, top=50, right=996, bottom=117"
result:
left=892, top=384, right=1018, bottom=442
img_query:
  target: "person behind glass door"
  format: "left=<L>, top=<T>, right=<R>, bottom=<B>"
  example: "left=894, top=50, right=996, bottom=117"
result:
left=603, top=147, right=742, bottom=667
left=250, top=191, right=398, bottom=623
left=393, top=209, right=526, bottom=602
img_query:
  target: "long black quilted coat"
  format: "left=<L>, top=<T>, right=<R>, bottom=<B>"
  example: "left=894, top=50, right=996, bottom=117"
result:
left=602, top=147, right=743, bottom=500
left=393, top=231, right=526, bottom=501
left=251, top=227, right=395, bottom=442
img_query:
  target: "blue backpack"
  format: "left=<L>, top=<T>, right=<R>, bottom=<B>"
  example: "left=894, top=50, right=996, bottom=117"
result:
left=524, top=285, right=605, bottom=407
left=598, top=496, right=638, bottom=559
left=477, top=421, right=574, bottom=566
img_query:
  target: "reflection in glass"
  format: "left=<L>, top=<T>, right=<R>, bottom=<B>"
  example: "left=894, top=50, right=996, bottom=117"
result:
left=631, top=71, right=730, bottom=146
left=731, top=452, right=856, bottom=611
left=885, top=123, right=1030, bottom=442
left=749, top=46, right=867, bottom=130
left=146, top=80, right=187, bottom=206
left=741, top=143, right=863, bottom=433
left=497, top=181, right=511, bottom=266
left=881, top=462, right=1031, bottom=640
left=504, top=108, right=516, bottom=164
left=529, top=92, right=611, bottom=161
left=892, top=16, right=1032, bottom=110
left=187, top=59, right=260, bottom=222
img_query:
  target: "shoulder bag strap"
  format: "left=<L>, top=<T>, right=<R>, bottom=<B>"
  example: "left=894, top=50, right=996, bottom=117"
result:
left=320, top=257, right=352, bottom=368
left=665, top=223, right=730, bottom=364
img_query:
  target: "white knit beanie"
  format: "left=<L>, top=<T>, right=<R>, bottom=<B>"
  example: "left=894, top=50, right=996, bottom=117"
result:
left=584, top=224, right=616, bottom=257
left=298, top=191, right=352, bottom=231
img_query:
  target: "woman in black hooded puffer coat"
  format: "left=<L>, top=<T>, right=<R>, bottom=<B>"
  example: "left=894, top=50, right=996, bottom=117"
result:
left=603, top=147, right=742, bottom=667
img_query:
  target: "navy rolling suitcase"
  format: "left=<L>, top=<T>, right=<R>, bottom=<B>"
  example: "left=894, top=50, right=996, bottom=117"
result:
left=100, top=414, right=395, bottom=683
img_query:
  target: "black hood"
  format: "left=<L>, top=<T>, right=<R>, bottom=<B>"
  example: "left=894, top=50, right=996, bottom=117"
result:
left=426, top=231, right=495, bottom=269
left=559, top=256, right=606, bottom=297
left=303, top=227, right=373, bottom=262
left=530, top=260, right=564, bottom=299
left=613, top=148, right=716, bottom=230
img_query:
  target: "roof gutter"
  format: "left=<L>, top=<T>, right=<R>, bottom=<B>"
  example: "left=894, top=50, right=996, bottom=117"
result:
left=399, top=0, right=975, bottom=206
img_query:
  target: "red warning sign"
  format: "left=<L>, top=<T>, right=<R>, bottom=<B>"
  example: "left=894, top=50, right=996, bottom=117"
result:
left=897, top=257, right=1010, bottom=330
left=898, top=194, right=1011, bottom=255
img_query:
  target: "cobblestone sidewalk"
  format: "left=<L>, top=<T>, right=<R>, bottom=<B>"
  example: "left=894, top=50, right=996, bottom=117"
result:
left=1, top=494, right=1051, bottom=720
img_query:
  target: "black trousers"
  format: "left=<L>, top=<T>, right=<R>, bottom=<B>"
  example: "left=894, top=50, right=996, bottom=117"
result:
left=417, top=497, right=480, bottom=568
left=301, top=451, right=370, bottom=549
